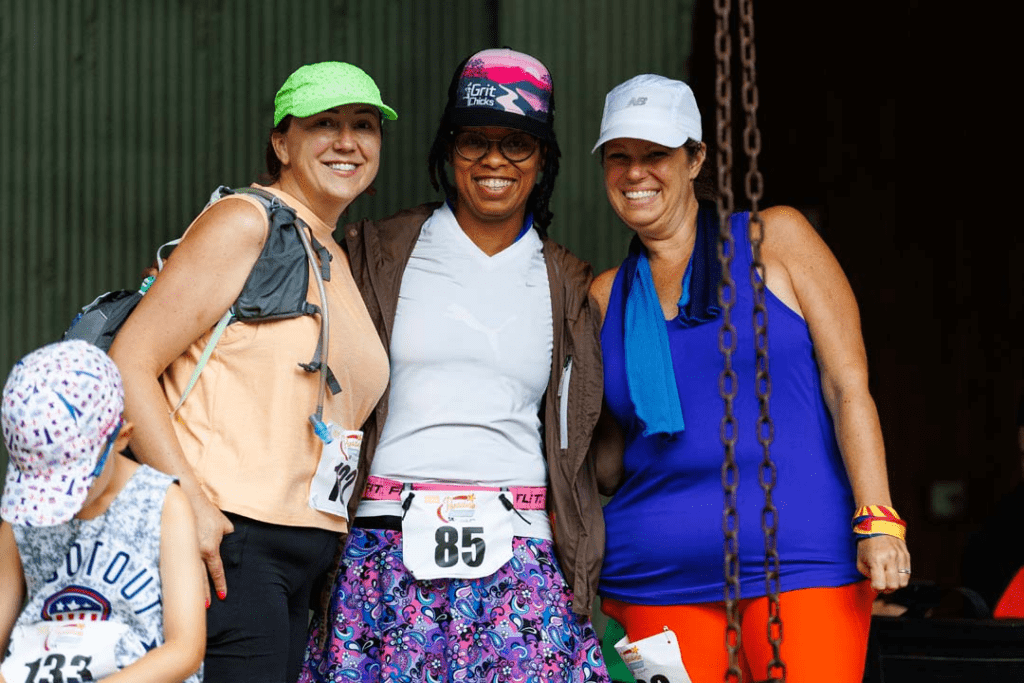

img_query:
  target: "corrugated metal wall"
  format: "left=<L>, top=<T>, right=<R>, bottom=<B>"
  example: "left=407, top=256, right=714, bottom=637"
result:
left=500, top=0, right=696, bottom=272
left=1, top=0, right=694, bottom=477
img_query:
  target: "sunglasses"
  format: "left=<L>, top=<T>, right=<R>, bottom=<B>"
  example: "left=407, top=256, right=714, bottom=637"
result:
left=453, top=131, right=539, bottom=163
left=90, top=418, right=123, bottom=478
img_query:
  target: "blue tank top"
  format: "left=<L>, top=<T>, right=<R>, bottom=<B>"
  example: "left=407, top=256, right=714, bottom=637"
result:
left=599, top=212, right=863, bottom=605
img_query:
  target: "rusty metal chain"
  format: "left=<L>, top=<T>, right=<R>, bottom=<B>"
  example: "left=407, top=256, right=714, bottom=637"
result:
left=739, top=1, right=785, bottom=681
left=718, top=1, right=785, bottom=681
left=714, top=0, right=742, bottom=681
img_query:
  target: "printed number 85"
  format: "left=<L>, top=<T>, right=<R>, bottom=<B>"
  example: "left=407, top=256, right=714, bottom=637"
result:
left=434, top=526, right=486, bottom=568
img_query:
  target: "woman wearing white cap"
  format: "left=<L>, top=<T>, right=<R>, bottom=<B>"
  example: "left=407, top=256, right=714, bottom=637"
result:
left=110, top=62, right=395, bottom=682
left=590, top=74, right=909, bottom=682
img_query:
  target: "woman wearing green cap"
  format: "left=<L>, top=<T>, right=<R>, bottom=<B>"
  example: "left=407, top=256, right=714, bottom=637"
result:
left=299, top=48, right=609, bottom=683
left=110, top=61, right=396, bottom=683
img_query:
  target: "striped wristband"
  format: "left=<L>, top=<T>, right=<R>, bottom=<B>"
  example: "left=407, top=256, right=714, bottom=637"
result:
left=852, top=505, right=906, bottom=542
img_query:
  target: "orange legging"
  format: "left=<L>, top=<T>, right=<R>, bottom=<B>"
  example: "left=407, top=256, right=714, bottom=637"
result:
left=602, top=581, right=875, bottom=683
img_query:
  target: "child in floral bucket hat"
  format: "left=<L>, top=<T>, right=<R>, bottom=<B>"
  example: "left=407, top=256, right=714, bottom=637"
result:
left=0, top=340, right=205, bottom=683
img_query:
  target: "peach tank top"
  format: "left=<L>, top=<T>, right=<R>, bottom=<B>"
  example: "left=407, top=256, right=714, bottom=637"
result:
left=161, top=186, right=388, bottom=532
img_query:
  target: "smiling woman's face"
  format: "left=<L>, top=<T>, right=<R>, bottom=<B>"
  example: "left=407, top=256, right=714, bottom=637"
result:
left=450, top=126, right=542, bottom=234
left=272, top=103, right=381, bottom=220
left=602, top=137, right=703, bottom=238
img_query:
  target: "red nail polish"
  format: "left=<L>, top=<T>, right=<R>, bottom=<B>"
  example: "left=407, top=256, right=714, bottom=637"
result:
left=205, top=599, right=211, bottom=609
left=217, top=590, right=227, bottom=600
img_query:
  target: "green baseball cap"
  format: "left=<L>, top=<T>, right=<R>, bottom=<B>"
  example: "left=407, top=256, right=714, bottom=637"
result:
left=273, top=61, right=397, bottom=126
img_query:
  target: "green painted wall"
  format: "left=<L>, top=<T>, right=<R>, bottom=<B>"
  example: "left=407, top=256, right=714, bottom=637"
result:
left=501, top=0, right=695, bottom=271
left=1, top=0, right=694, bottom=478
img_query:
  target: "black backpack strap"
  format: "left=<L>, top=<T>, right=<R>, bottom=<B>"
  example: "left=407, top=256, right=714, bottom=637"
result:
left=309, top=235, right=332, bottom=282
left=238, top=186, right=332, bottom=283
left=222, top=187, right=342, bottom=422
left=297, top=343, right=342, bottom=396
left=325, top=366, right=342, bottom=395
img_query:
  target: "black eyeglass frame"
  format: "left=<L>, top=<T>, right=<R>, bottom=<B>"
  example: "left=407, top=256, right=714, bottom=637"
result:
left=451, top=130, right=540, bottom=163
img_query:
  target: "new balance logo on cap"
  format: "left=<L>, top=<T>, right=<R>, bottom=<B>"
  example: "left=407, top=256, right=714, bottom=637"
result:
left=627, top=97, right=648, bottom=106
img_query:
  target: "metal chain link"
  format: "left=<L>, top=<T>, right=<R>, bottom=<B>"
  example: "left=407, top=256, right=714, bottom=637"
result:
left=719, top=1, right=785, bottom=681
left=714, top=1, right=742, bottom=681
left=739, top=0, right=785, bottom=680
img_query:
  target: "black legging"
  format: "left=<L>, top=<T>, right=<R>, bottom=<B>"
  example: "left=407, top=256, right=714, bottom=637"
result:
left=203, top=512, right=339, bottom=683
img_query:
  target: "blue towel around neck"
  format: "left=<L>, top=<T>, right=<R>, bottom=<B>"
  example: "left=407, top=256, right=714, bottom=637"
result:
left=622, top=201, right=722, bottom=437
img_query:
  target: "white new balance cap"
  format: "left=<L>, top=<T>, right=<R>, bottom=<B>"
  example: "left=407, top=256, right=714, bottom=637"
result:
left=592, top=74, right=702, bottom=152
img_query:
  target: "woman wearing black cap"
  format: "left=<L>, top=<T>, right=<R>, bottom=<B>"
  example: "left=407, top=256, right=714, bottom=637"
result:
left=298, top=49, right=609, bottom=683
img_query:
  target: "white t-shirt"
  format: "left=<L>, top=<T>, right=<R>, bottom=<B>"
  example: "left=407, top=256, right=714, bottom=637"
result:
left=358, top=204, right=553, bottom=538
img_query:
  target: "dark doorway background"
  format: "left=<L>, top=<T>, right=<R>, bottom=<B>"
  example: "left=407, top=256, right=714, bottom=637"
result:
left=690, top=1, right=1023, bottom=588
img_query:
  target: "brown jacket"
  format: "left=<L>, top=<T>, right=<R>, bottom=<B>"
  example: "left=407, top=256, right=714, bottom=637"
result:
left=341, top=204, right=606, bottom=613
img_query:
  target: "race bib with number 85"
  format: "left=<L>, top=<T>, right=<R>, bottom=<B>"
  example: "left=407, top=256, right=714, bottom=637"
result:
left=401, top=489, right=515, bottom=580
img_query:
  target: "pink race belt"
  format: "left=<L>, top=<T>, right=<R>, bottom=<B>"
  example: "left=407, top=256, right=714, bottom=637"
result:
left=363, top=475, right=546, bottom=511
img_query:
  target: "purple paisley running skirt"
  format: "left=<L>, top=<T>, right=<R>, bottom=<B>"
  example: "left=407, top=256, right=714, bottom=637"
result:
left=298, top=527, right=610, bottom=683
